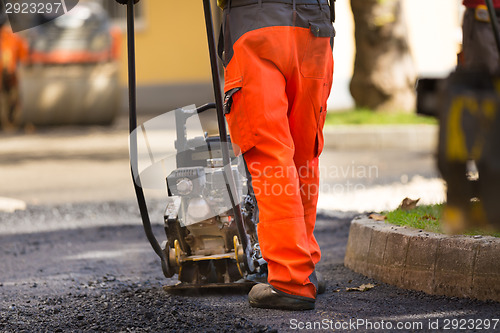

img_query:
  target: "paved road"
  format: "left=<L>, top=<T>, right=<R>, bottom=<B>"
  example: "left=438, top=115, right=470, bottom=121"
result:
left=0, top=115, right=443, bottom=210
left=1, top=203, right=498, bottom=332
left=2, top=116, right=496, bottom=332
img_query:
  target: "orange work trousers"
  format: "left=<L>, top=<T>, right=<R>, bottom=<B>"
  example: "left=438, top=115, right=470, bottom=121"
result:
left=224, top=24, right=333, bottom=300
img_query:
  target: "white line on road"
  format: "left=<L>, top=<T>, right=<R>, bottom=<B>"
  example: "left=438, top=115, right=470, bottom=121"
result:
left=0, top=197, right=27, bottom=213
left=317, top=176, right=446, bottom=213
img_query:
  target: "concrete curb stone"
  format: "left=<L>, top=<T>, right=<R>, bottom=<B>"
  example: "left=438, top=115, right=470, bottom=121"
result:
left=344, top=216, right=500, bottom=302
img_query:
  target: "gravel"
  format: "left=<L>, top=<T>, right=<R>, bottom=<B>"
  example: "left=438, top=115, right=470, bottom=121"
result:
left=0, top=202, right=498, bottom=332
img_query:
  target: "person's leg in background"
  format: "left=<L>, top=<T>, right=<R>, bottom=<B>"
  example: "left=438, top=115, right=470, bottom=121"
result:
left=462, top=7, right=500, bottom=72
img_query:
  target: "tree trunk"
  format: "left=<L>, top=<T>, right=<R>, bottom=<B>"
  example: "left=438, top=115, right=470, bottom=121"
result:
left=350, top=0, right=417, bottom=112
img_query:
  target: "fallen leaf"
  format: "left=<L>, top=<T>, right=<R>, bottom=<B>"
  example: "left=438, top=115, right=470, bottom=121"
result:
left=399, top=197, right=420, bottom=211
left=369, top=213, right=386, bottom=221
left=346, top=283, right=376, bottom=292
left=420, top=214, right=437, bottom=221
left=332, top=289, right=341, bottom=293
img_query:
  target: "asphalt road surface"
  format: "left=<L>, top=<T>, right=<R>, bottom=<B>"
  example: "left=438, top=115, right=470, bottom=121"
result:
left=0, top=117, right=498, bottom=332
left=0, top=116, right=443, bottom=209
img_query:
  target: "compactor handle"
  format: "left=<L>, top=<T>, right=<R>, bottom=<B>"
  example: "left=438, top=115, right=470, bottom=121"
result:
left=125, top=0, right=172, bottom=277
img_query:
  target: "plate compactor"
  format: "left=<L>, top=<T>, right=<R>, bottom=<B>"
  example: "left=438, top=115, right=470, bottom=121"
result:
left=124, top=1, right=266, bottom=289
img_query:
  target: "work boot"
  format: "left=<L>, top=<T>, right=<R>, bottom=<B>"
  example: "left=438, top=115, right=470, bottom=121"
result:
left=248, top=283, right=315, bottom=310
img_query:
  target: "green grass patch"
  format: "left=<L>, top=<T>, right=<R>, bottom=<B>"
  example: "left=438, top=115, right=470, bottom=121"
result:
left=385, top=204, right=444, bottom=234
left=384, top=204, right=500, bottom=237
left=325, top=108, right=438, bottom=126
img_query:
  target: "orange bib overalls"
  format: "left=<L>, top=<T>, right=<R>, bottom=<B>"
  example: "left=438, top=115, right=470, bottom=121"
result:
left=221, top=0, right=334, bottom=300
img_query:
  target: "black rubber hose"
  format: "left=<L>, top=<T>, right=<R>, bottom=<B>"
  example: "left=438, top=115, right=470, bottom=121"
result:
left=126, top=0, right=168, bottom=268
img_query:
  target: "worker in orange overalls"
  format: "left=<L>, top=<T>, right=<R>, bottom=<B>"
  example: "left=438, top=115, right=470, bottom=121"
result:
left=461, top=0, right=500, bottom=72
left=116, top=0, right=334, bottom=310
left=218, top=0, right=334, bottom=310
left=0, top=15, right=28, bottom=129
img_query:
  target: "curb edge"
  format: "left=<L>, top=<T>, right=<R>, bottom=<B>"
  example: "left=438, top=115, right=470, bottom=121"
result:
left=344, top=216, right=500, bottom=302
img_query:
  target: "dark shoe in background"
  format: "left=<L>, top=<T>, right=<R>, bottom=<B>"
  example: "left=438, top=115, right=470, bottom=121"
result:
left=316, top=271, right=326, bottom=295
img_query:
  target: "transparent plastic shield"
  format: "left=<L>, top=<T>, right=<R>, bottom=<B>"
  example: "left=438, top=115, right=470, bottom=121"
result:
left=129, top=105, right=248, bottom=226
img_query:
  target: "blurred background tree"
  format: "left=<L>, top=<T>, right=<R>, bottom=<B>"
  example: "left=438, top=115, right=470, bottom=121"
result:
left=350, top=0, right=417, bottom=113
